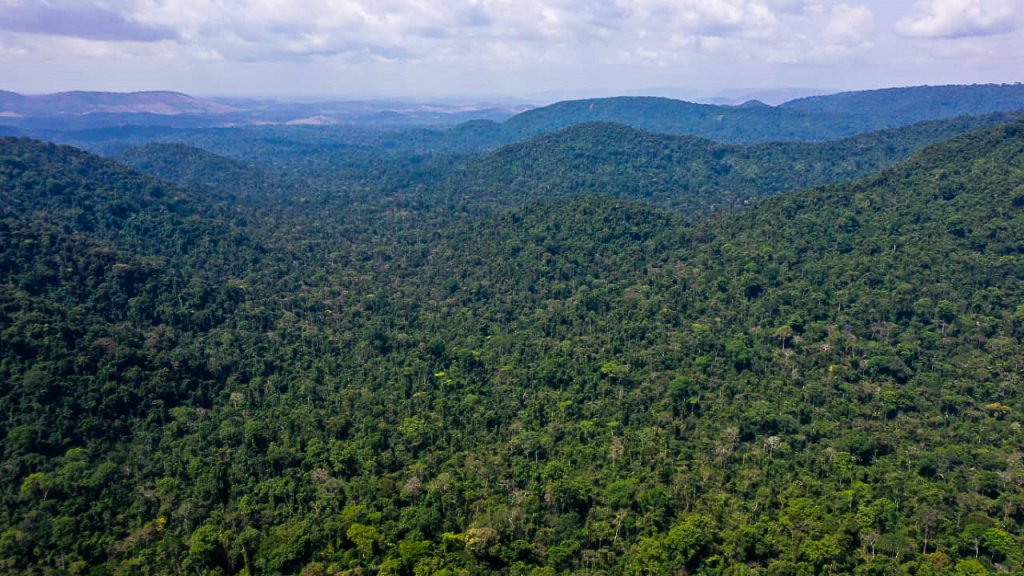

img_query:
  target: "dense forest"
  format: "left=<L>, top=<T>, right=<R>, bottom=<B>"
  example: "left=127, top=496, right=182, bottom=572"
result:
left=112, top=111, right=1024, bottom=222
left=437, top=112, right=1024, bottom=216
left=3, top=87, right=1024, bottom=576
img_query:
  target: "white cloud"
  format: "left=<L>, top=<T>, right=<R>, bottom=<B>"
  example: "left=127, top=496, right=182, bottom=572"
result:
left=619, top=0, right=781, bottom=42
left=0, top=37, right=29, bottom=57
left=0, top=0, right=878, bottom=65
left=0, top=0, right=896, bottom=97
left=743, top=2, right=875, bottom=64
left=896, top=0, right=1022, bottom=38
left=824, top=4, right=874, bottom=46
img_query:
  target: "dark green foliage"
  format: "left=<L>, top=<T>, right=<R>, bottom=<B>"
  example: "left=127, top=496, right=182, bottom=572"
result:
left=115, top=143, right=269, bottom=201
left=442, top=112, right=1024, bottom=217
left=3, top=119, right=1024, bottom=576
left=113, top=110, right=1024, bottom=225
left=783, top=84, right=1024, bottom=126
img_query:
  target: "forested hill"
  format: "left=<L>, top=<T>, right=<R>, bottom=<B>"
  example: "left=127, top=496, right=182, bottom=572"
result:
left=110, top=110, right=1024, bottom=221
left=0, top=137, right=254, bottom=258
left=3, top=121, right=1024, bottom=576
left=115, top=143, right=283, bottom=203
left=783, top=84, right=1024, bottom=124
left=497, top=84, right=1024, bottom=144
left=500, top=96, right=850, bottom=143
left=442, top=111, right=1024, bottom=217
left=0, top=136, right=262, bottom=459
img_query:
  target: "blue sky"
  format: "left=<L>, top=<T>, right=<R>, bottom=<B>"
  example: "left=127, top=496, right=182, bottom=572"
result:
left=0, top=0, right=1021, bottom=101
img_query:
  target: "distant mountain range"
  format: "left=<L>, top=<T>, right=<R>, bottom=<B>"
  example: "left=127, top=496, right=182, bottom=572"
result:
left=5, top=84, right=1024, bottom=142
left=699, top=87, right=835, bottom=106
left=0, top=90, right=238, bottom=117
left=497, top=84, right=1024, bottom=144
left=782, top=84, right=1024, bottom=122
left=0, top=90, right=529, bottom=130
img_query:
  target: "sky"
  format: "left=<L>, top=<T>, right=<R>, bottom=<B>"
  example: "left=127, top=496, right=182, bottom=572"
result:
left=0, top=0, right=1022, bottom=101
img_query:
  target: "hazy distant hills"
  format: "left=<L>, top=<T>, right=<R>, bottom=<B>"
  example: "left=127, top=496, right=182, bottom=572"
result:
left=0, top=90, right=249, bottom=130
left=5, top=84, right=1024, bottom=146
left=700, top=87, right=834, bottom=106
left=0, top=90, right=528, bottom=131
left=0, top=90, right=238, bottom=117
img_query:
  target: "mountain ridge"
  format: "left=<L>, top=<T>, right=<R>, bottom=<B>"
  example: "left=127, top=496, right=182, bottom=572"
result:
left=494, top=83, right=1024, bottom=144
left=437, top=111, right=1024, bottom=216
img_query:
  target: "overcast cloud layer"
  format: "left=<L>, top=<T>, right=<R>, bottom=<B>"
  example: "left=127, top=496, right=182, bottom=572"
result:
left=0, top=0, right=1021, bottom=99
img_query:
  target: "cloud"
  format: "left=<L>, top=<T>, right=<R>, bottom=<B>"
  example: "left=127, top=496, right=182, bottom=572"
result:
left=897, top=0, right=1022, bottom=38
left=3, top=0, right=1022, bottom=99
left=128, top=0, right=522, bottom=61
left=824, top=4, right=874, bottom=46
left=0, top=0, right=176, bottom=41
left=739, top=2, right=875, bottom=64
left=0, top=0, right=877, bottom=69
left=619, top=0, right=780, bottom=41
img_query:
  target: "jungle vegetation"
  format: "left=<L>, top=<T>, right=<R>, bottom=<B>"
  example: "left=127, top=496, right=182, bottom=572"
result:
left=2, top=99, right=1024, bottom=576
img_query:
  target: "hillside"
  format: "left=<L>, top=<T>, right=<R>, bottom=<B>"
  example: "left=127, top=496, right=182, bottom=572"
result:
left=498, top=85, right=1024, bottom=144
left=442, top=111, right=1024, bottom=217
left=783, top=84, right=1024, bottom=125
left=106, top=110, right=1024, bottom=223
left=3, top=118, right=1024, bottom=575
left=500, top=96, right=862, bottom=143
left=115, top=143, right=282, bottom=202
left=0, top=136, right=262, bottom=463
